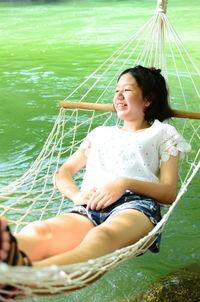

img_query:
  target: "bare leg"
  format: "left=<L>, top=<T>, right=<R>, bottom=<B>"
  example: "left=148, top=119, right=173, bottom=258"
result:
left=15, top=213, right=94, bottom=262
left=34, top=209, right=154, bottom=267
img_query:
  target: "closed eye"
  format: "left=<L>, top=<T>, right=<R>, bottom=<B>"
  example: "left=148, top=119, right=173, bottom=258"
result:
left=115, top=88, right=132, bottom=93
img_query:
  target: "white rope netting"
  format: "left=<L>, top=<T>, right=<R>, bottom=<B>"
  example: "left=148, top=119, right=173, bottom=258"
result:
left=0, top=0, right=199, bottom=300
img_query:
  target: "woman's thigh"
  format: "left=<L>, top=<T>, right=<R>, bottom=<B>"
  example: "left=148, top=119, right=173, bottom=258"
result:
left=18, top=213, right=95, bottom=258
left=31, top=210, right=154, bottom=266
left=47, top=213, right=95, bottom=251
left=99, top=209, right=154, bottom=251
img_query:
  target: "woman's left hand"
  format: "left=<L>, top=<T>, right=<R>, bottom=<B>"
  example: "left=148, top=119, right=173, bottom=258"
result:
left=86, top=178, right=126, bottom=210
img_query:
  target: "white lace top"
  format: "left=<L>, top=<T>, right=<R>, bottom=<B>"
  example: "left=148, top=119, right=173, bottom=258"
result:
left=79, top=120, right=191, bottom=191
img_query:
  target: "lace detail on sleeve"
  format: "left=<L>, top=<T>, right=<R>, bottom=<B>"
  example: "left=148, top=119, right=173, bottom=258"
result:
left=159, top=126, right=191, bottom=162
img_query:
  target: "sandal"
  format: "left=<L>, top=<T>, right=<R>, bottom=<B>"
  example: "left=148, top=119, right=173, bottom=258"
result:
left=4, top=226, right=32, bottom=267
left=0, top=221, right=32, bottom=299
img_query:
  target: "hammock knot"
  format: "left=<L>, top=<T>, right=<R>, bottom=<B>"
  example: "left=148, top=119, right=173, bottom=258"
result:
left=88, top=259, right=95, bottom=265
left=59, top=270, right=67, bottom=278
left=156, top=0, right=168, bottom=14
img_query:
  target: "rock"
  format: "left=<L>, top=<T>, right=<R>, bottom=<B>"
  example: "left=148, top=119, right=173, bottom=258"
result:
left=128, top=262, right=200, bottom=302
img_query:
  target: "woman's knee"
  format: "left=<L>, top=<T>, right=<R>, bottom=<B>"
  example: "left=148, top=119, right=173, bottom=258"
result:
left=20, top=221, right=52, bottom=239
left=86, top=225, right=116, bottom=250
left=92, top=225, right=113, bottom=238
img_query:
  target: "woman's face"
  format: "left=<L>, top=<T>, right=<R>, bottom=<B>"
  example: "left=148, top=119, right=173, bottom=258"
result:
left=113, top=73, right=150, bottom=122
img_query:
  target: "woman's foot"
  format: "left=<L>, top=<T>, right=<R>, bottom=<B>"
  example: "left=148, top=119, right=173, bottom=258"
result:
left=0, top=217, right=32, bottom=266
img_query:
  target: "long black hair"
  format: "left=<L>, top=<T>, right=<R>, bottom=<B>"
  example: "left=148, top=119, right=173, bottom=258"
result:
left=118, top=65, right=173, bottom=122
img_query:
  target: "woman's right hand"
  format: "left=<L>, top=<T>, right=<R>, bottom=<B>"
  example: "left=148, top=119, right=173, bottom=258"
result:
left=73, top=188, right=97, bottom=205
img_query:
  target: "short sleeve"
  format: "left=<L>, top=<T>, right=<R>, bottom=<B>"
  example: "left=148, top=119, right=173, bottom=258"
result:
left=159, top=126, right=191, bottom=162
left=79, top=128, right=97, bottom=156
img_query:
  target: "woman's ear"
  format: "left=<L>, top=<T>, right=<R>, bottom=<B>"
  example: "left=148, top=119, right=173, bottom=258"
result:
left=144, top=99, right=151, bottom=107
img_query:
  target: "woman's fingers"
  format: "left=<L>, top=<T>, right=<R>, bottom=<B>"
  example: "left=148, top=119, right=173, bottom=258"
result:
left=84, top=182, right=124, bottom=210
left=87, top=193, right=102, bottom=210
left=87, top=191, right=112, bottom=210
left=95, top=197, right=112, bottom=211
left=86, top=191, right=104, bottom=210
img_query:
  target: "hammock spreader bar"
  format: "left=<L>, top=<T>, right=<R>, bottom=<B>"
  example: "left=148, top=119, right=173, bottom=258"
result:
left=59, top=101, right=200, bottom=120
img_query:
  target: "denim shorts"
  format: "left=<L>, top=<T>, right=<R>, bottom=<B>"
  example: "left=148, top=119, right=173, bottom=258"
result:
left=69, top=192, right=162, bottom=253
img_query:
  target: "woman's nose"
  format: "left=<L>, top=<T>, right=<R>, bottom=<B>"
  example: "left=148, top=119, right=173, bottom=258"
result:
left=117, top=91, right=124, bottom=99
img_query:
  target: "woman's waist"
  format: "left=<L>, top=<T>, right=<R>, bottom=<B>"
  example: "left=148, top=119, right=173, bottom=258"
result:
left=81, top=174, right=159, bottom=192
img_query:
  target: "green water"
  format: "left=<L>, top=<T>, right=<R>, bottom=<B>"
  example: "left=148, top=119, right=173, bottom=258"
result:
left=0, top=0, right=200, bottom=301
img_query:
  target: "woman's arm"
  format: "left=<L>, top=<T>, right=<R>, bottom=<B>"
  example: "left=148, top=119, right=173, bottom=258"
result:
left=86, top=154, right=179, bottom=210
left=120, top=153, right=179, bottom=204
left=54, top=149, right=87, bottom=204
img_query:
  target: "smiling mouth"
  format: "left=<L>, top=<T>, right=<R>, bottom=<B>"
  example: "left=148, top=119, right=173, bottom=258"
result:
left=116, top=103, right=127, bottom=108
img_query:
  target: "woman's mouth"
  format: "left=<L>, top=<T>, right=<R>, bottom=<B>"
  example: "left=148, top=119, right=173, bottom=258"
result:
left=116, top=103, right=127, bottom=108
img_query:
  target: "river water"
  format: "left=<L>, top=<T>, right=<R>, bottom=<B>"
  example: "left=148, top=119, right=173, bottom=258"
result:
left=0, top=0, right=199, bottom=301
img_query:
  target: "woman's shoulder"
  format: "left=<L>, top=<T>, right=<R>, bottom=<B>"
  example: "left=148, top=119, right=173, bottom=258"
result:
left=155, top=120, right=191, bottom=160
left=153, top=119, right=174, bottom=129
left=152, top=120, right=189, bottom=146
left=150, top=120, right=190, bottom=148
left=152, top=120, right=180, bottom=135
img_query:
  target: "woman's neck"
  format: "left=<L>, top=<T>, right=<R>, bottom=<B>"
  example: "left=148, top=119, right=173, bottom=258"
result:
left=122, top=120, right=151, bottom=133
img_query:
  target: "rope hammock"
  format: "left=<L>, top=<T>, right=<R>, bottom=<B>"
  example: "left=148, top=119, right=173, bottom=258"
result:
left=0, top=0, right=199, bottom=299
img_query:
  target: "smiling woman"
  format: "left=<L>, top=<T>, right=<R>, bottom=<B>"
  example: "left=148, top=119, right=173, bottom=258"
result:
left=0, top=66, right=191, bottom=270
left=117, top=67, right=173, bottom=122
left=114, top=66, right=173, bottom=128
left=114, top=73, right=150, bottom=127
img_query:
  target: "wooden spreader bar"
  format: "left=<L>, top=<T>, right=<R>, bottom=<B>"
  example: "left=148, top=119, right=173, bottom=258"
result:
left=59, top=101, right=200, bottom=120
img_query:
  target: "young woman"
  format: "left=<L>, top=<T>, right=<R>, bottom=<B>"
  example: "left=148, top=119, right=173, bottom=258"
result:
left=0, top=65, right=190, bottom=268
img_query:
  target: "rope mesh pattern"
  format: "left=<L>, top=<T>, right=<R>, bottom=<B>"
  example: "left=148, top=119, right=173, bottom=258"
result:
left=0, top=1, right=199, bottom=300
